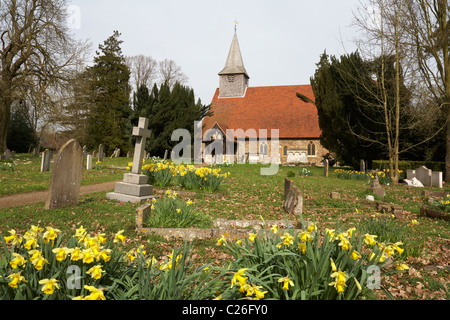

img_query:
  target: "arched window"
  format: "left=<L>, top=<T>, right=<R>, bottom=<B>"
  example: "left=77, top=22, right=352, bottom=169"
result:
left=283, top=146, right=288, bottom=156
left=260, top=142, right=268, bottom=155
left=307, top=141, right=316, bottom=156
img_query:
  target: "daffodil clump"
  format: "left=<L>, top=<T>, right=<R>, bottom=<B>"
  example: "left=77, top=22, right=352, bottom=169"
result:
left=430, top=194, right=450, bottom=213
left=0, top=225, right=130, bottom=300
left=215, top=220, right=408, bottom=300
left=176, top=165, right=230, bottom=193
left=334, top=169, right=368, bottom=181
left=144, top=190, right=212, bottom=229
left=129, top=159, right=230, bottom=192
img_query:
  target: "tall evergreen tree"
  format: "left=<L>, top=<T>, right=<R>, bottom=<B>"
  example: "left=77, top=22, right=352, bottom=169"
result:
left=85, top=31, right=132, bottom=155
left=7, top=101, right=37, bottom=153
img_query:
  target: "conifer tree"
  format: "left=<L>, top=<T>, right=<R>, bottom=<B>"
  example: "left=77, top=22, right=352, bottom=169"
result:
left=85, top=31, right=132, bottom=155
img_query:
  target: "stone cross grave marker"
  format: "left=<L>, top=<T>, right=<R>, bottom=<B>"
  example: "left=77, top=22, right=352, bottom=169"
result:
left=45, top=139, right=83, bottom=209
left=40, top=149, right=51, bottom=172
left=107, top=117, right=155, bottom=203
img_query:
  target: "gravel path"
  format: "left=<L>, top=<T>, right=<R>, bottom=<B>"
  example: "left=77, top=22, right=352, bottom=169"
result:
left=0, top=181, right=119, bottom=209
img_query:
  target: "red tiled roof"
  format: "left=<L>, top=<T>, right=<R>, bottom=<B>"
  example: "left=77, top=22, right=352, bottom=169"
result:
left=202, top=85, right=321, bottom=139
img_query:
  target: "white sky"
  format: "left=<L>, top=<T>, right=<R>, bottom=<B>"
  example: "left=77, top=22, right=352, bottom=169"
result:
left=68, top=0, right=363, bottom=105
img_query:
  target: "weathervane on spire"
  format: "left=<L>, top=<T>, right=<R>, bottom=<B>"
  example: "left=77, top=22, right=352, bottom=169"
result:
left=234, top=19, right=238, bottom=32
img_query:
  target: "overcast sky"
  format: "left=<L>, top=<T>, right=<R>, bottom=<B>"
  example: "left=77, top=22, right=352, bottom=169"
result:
left=68, top=0, right=363, bottom=105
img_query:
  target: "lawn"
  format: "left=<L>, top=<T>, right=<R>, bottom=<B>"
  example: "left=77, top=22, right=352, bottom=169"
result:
left=0, top=159, right=448, bottom=300
left=0, top=153, right=130, bottom=196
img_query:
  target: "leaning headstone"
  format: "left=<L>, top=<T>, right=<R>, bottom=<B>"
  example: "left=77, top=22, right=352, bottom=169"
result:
left=107, top=117, right=155, bottom=203
left=40, top=149, right=51, bottom=172
left=86, top=154, right=93, bottom=170
left=284, top=177, right=293, bottom=199
left=98, top=144, right=104, bottom=162
left=45, top=139, right=83, bottom=209
left=284, top=185, right=303, bottom=216
left=324, top=159, right=329, bottom=177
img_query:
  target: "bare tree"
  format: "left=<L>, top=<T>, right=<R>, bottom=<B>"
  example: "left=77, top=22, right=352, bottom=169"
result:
left=158, top=58, right=188, bottom=89
left=403, top=0, right=450, bottom=180
left=0, top=0, right=88, bottom=153
left=125, top=54, right=158, bottom=92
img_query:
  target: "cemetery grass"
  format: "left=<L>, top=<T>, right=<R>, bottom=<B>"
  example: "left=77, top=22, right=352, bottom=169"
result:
left=0, top=163, right=449, bottom=300
left=0, top=154, right=130, bottom=196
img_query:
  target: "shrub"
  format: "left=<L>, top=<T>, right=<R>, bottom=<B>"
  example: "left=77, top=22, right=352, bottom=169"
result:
left=286, top=170, right=295, bottom=178
left=429, top=195, right=450, bottom=213
left=0, top=162, right=14, bottom=172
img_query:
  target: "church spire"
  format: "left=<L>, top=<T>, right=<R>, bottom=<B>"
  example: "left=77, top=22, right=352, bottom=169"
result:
left=218, top=31, right=249, bottom=78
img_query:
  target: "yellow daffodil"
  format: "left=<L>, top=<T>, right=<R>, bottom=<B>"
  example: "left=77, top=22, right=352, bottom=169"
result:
left=75, top=226, right=87, bottom=240
left=363, top=234, right=377, bottom=246
left=186, top=200, right=193, bottom=205
left=298, top=242, right=306, bottom=254
left=52, top=247, right=71, bottom=261
left=86, top=265, right=105, bottom=280
left=176, top=209, right=181, bottom=213
left=329, top=270, right=348, bottom=293
left=338, top=237, right=351, bottom=251
left=298, top=231, right=313, bottom=242
left=217, top=235, right=227, bottom=246
left=31, top=254, right=48, bottom=271
left=4, top=229, right=21, bottom=245
left=280, top=233, right=294, bottom=246
left=396, top=262, right=409, bottom=271
left=43, top=226, right=61, bottom=243
left=253, top=286, right=268, bottom=300
left=39, top=278, right=59, bottom=295
left=351, top=250, right=361, bottom=260
left=249, top=233, right=257, bottom=242
left=410, top=219, right=418, bottom=226
left=114, top=230, right=126, bottom=243
left=81, top=285, right=106, bottom=300
left=10, top=253, right=27, bottom=269
left=307, top=222, right=317, bottom=233
left=70, top=247, right=82, bottom=261
left=330, top=258, right=337, bottom=272
left=81, top=248, right=94, bottom=264
left=270, top=225, right=279, bottom=234
left=7, top=273, right=27, bottom=288
left=231, top=268, right=248, bottom=288
left=278, top=275, right=294, bottom=291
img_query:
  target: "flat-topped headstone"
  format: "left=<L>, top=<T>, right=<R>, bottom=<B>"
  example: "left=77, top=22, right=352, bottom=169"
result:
left=40, top=149, right=51, bottom=172
left=415, top=166, right=432, bottom=186
left=107, top=117, right=155, bottom=203
left=408, top=166, right=442, bottom=188
left=45, top=139, right=83, bottom=209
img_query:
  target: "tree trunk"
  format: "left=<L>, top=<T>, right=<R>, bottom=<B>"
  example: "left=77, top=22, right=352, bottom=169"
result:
left=0, top=77, right=13, bottom=153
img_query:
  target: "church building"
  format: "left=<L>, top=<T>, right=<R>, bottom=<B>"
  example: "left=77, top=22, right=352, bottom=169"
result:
left=202, top=31, right=328, bottom=165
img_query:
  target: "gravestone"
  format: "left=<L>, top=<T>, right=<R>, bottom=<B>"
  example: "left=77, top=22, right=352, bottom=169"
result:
left=408, top=166, right=442, bottom=188
left=284, top=177, right=293, bottom=199
left=324, top=159, right=329, bottom=177
left=45, top=139, right=83, bottom=209
left=92, top=150, right=97, bottom=158
left=127, top=151, right=132, bottom=158
left=82, top=145, right=87, bottom=157
left=11, top=151, right=16, bottom=158
left=4, top=149, right=11, bottom=160
left=107, top=117, right=155, bottom=203
left=284, top=185, right=303, bottom=216
left=98, top=144, right=104, bottom=162
left=369, top=175, right=386, bottom=198
left=40, top=149, right=51, bottom=172
left=163, top=150, right=168, bottom=161
left=360, top=160, right=366, bottom=173
left=86, top=154, right=93, bottom=170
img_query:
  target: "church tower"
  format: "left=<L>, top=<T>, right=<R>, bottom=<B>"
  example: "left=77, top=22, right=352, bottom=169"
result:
left=218, top=31, right=250, bottom=98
